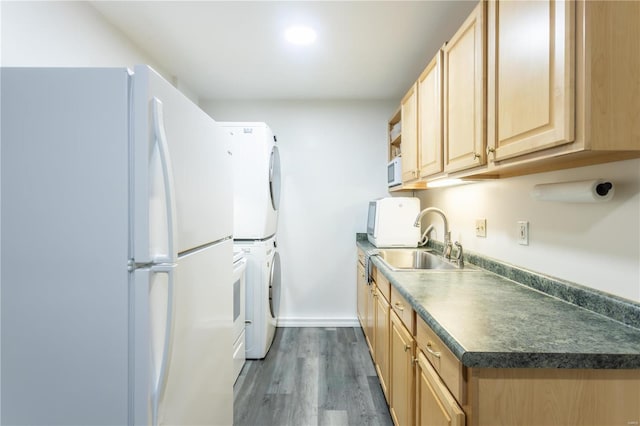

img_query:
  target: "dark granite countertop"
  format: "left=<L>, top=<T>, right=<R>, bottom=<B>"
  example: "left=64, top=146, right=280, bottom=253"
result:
left=356, top=238, right=640, bottom=369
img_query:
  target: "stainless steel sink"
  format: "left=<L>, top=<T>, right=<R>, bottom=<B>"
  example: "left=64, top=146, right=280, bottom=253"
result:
left=375, top=248, right=475, bottom=271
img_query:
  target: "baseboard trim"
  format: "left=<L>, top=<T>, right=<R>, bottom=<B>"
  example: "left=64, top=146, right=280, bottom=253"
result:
left=276, top=317, right=360, bottom=327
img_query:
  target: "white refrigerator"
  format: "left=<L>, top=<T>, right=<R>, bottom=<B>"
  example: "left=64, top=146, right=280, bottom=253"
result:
left=1, top=66, right=233, bottom=425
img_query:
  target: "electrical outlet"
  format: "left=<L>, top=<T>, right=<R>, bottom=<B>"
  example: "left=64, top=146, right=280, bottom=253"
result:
left=517, top=221, right=529, bottom=245
left=475, top=218, right=487, bottom=237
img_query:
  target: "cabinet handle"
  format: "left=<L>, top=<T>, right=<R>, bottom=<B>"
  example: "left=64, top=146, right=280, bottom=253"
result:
left=394, top=302, right=404, bottom=312
left=404, top=343, right=411, bottom=352
left=487, top=147, right=496, bottom=154
left=411, top=356, right=418, bottom=365
left=425, top=342, right=441, bottom=359
left=472, top=152, right=481, bottom=160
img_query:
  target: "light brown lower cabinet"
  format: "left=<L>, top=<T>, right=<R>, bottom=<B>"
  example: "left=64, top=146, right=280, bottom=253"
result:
left=356, top=251, right=374, bottom=354
left=390, top=310, right=415, bottom=426
left=356, top=261, right=367, bottom=329
left=468, top=368, right=640, bottom=425
left=356, top=250, right=391, bottom=404
left=414, top=316, right=640, bottom=426
left=363, top=275, right=376, bottom=354
left=374, top=286, right=390, bottom=402
left=356, top=249, right=640, bottom=426
left=415, top=351, right=465, bottom=426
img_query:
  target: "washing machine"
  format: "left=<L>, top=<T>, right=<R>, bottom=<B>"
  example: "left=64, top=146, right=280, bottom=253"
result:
left=234, top=237, right=281, bottom=359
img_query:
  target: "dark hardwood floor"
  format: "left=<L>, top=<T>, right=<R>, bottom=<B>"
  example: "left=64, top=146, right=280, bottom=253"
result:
left=234, top=327, right=393, bottom=426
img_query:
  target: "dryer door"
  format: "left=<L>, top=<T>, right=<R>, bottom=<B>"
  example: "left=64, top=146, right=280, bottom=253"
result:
left=269, top=145, right=281, bottom=212
left=268, top=250, right=281, bottom=319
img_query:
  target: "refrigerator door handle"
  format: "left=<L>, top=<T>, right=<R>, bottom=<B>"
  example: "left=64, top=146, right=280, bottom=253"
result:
left=152, top=97, right=177, bottom=264
left=149, top=263, right=175, bottom=426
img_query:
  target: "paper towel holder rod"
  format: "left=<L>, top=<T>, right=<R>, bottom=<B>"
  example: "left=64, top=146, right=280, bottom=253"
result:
left=531, top=179, right=614, bottom=203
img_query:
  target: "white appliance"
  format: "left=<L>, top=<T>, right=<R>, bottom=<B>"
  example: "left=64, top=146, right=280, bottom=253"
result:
left=232, top=250, right=247, bottom=382
left=223, top=121, right=282, bottom=359
left=367, top=197, right=421, bottom=247
left=221, top=122, right=281, bottom=240
left=234, top=237, right=281, bottom=359
left=1, top=66, right=233, bottom=425
left=388, top=156, right=402, bottom=187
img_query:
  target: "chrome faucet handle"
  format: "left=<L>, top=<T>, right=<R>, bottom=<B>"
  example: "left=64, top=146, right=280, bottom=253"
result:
left=454, top=241, right=464, bottom=264
left=443, top=241, right=453, bottom=259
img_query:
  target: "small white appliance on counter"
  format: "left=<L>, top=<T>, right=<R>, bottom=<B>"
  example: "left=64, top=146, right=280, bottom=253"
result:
left=367, top=197, right=420, bottom=247
left=1, top=66, right=233, bottom=425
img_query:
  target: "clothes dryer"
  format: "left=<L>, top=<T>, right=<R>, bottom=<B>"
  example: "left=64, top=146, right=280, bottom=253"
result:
left=221, top=122, right=280, bottom=240
left=234, top=237, right=281, bottom=359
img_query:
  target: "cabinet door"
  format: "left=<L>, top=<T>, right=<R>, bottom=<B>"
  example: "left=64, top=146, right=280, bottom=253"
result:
left=487, top=0, right=574, bottom=162
left=418, top=51, right=444, bottom=178
left=365, top=283, right=375, bottom=354
left=390, top=311, right=415, bottom=426
left=401, top=83, right=419, bottom=182
left=374, top=291, right=390, bottom=402
left=415, top=352, right=465, bottom=426
left=444, top=2, right=486, bottom=173
left=356, top=261, right=367, bottom=329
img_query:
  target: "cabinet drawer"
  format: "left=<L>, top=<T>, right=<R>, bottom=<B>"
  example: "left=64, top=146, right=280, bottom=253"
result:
left=357, top=248, right=365, bottom=266
left=375, top=271, right=391, bottom=302
left=416, top=316, right=466, bottom=404
left=390, top=286, right=414, bottom=333
left=416, top=351, right=465, bottom=426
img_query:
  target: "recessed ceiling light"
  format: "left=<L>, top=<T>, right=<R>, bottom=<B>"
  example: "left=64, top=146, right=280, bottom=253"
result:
left=284, top=26, right=317, bottom=45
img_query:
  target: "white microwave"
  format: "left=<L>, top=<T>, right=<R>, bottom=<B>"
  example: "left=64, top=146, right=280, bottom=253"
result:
left=367, top=197, right=420, bottom=248
left=388, top=156, right=402, bottom=187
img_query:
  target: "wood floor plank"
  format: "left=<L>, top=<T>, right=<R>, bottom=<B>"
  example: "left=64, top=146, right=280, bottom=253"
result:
left=266, top=328, right=297, bottom=395
left=318, top=409, right=349, bottom=426
left=286, top=356, right=319, bottom=426
left=234, top=327, right=392, bottom=426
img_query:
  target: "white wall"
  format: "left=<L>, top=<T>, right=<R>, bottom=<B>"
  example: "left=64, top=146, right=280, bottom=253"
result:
left=0, top=1, right=200, bottom=102
left=2, top=2, right=150, bottom=68
left=201, top=100, right=393, bottom=325
left=415, top=158, right=640, bottom=302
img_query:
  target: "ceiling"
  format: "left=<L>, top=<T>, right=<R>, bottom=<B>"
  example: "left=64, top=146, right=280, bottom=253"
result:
left=91, top=1, right=477, bottom=101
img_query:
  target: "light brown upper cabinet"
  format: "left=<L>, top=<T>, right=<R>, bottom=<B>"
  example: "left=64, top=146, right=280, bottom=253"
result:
left=400, top=83, right=419, bottom=183
left=486, top=0, right=575, bottom=162
left=387, top=0, right=640, bottom=188
left=417, top=51, right=444, bottom=178
left=482, top=0, right=640, bottom=175
left=443, top=2, right=486, bottom=174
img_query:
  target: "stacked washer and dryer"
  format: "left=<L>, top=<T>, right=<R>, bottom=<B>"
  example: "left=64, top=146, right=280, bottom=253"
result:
left=223, top=122, right=282, bottom=364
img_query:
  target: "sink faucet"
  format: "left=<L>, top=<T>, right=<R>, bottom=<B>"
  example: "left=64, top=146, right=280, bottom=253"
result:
left=453, top=241, right=464, bottom=266
left=414, top=207, right=451, bottom=258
